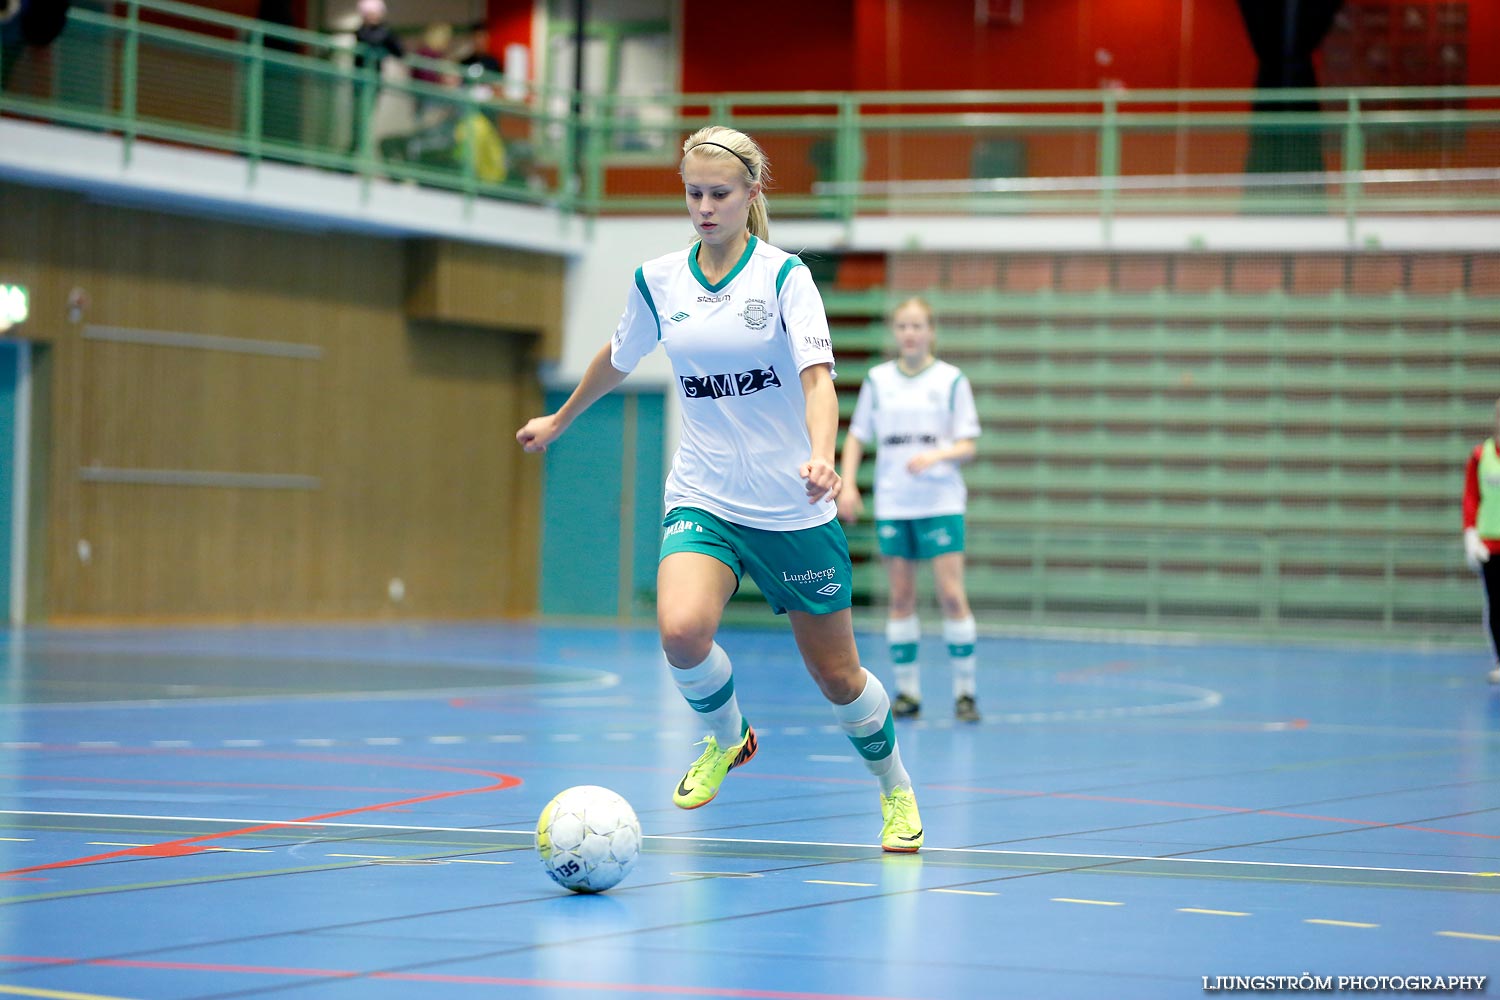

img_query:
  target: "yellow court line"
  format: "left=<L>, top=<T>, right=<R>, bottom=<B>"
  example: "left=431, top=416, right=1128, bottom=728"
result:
left=85, top=843, right=150, bottom=848
left=1179, top=908, right=1251, bottom=917
left=0, top=839, right=32, bottom=842
left=1305, top=919, right=1379, bottom=928
left=805, top=880, right=876, bottom=887
left=0, top=985, right=141, bottom=1000
left=327, top=854, right=394, bottom=859
left=1052, top=898, right=1124, bottom=906
left=1437, top=931, right=1500, bottom=942
left=445, top=859, right=512, bottom=866
left=931, top=889, right=998, bottom=897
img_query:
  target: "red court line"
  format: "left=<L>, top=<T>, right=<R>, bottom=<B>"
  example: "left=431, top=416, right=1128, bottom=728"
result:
left=0, top=749, right=522, bottom=878
left=0, top=956, right=913, bottom=1000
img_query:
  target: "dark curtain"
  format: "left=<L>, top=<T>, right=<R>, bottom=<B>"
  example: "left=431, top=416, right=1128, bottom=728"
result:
left=257, top=0, right=302, bottom=146
left=1236, top=0, right=1344, bottom=176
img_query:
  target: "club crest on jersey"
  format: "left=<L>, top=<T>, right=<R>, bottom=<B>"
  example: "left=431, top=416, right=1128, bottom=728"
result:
left=740, top=298, right=769, bottom=330
left=681, top=365, right=781, bottom=400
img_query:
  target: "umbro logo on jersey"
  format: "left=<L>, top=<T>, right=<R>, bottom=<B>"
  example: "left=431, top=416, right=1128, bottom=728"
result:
left=670, top=311, right=690, bottom=322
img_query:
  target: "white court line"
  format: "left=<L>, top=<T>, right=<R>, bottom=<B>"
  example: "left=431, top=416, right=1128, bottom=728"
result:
left=1, top=812, right=1491, bottom=879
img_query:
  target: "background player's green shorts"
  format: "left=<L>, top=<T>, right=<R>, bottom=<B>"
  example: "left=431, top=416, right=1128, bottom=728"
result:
left=876, top=514, right=967, bottom=560
left=660, top=507, right=853, bottom=616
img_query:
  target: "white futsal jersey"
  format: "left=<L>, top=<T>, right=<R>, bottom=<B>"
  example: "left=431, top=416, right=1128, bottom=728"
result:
left=610, top=236, right=838, bottom=531
left=848, top=359, right=981, bottom=520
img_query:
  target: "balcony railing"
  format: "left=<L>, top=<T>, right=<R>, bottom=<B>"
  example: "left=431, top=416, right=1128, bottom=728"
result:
left=2, top=0, right=1498, bottom=223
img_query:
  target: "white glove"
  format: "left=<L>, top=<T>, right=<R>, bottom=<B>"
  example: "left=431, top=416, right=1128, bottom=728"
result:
left=1464, top=528, right=1490, bottom=571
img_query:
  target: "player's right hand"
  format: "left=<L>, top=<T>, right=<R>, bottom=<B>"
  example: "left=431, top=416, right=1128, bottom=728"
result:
left=1464, top=527, right=1490, bottom=572
left=516, top=415, right=563, bottom=453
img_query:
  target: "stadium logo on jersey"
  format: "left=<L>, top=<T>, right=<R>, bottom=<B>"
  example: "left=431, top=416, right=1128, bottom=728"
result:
left=680, top=365, right=781, bottom=400
left=882, top=433, right=940, bottom=447
left=670, top=311, right=690, bottom=322
left=740, top=298, right=769, bottom=330
left=697, top=294, right=730, bottom=303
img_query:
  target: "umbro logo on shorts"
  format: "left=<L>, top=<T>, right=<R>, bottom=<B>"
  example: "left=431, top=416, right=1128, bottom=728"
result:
left=816, top=583, right=842, bottom=597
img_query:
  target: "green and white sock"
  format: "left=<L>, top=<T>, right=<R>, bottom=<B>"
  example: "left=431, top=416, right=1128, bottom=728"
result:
left=668, top=642, right=743, bottom=746
left=831, top=669, right=910, bottom=794
left=945, top=615, right=977, bottom=699
left=886, top=615, right=921, bottom=701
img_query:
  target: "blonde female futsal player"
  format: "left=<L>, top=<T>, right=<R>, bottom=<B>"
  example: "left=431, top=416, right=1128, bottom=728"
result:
left=837, top=298, right=982, bottom=722
left=516, top=126, right=923, bottom=852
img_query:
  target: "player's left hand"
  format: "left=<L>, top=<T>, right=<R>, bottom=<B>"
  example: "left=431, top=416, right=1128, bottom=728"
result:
left=800, top=458, right=841, bottom=504
left=907, top=451, right=942, bottom=474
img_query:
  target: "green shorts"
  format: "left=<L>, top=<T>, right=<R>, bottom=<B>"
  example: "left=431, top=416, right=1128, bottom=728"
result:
left=660, top=506, right=853, bottom=616
left=876, top=514, right=967, bottom=560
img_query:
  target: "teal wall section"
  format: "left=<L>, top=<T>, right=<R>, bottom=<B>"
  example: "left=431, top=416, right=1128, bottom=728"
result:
left=0, top=342, right=17, bottom=621
left=540, top=390, right=665, bottom=617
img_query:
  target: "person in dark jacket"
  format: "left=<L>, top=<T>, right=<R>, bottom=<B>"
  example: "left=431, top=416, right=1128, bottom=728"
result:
left=349, top=0, right=402, bottom=156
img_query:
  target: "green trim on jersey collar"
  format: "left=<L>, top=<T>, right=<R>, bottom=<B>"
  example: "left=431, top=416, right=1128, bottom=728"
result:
left=896, top=356, right=936, bottom=379
left=689, top=234, right=758, bottom=293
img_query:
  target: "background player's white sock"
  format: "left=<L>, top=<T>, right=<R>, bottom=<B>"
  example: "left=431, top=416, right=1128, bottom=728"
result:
left=945, top=615, right=978, bottom=699
left=668, top=642, right=743, bottom=746
left=886, top=614, right=921, bottom=700
left=831, top=669, right=911, bottom=794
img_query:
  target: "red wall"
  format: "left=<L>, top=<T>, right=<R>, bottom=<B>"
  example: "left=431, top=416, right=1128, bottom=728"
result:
left=681, top=0, right=858, bottom=93
left=483, top=0, right=532, bottom=57
left=673, top=0, right=1495, bottom=94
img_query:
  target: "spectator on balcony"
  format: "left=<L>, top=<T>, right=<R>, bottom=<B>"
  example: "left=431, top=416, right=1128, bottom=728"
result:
left=1461, top=397, right=1500, bottom=684
left=353, top=0, right=401, bottom=72
left=838, top=297, right=983, bottom=723
left=460, top=26, right=502, bottom=79
left=411, top=22, right=456, bottom=120
left=349, top=0, right=401, bottom=156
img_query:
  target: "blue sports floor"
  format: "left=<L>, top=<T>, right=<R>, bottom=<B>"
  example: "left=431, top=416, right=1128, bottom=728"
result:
left=0, top=621, right=1496, bottom=999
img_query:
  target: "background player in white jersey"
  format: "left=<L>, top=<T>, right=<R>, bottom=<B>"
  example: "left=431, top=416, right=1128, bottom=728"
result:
left=1461, top=397, right=1500, bottom=684
left=837, top=297, right=983, bottom=722
left=516, top=126, right=923, bottom=852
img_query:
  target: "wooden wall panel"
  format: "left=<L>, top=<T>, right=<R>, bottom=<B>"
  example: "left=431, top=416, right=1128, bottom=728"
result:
left=405, top=240, right=565, bottom=361
left=0, top=182, right=546, bottom=621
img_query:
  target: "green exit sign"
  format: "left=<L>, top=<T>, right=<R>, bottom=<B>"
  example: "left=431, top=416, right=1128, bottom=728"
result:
left=0, top=284, right=27, bottom=330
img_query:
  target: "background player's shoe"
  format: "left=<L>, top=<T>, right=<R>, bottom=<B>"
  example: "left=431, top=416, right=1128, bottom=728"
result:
left=880, top=785, right=924, bottom=852
left=954, top=694, right=981, bottom=723
left=1488, top=666, right=1500, bottom=684
left=672, top=722, right=757, bottom=809
left=892, top=693, right=921, bottom=719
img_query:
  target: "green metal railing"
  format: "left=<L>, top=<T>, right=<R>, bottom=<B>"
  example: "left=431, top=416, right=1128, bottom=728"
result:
left=3, top=0, right=1498, bottom=222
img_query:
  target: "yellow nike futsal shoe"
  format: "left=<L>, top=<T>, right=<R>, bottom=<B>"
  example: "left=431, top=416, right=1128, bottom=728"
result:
left=672, top=722, right=758, bottom=810
left=880, top=785, right=924, bottom=853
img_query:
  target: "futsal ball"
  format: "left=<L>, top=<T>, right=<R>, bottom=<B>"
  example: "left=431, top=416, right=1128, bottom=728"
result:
left=535, top=785, right=641, bottom=893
